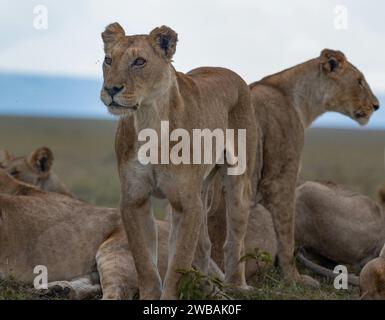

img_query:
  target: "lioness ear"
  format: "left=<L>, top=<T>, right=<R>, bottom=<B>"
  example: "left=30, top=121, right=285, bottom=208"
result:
left=320, top=49, right=347, bottom=74
left=149, top=25, right=178, bottom=60
left=28, top=147, right=54, bottom=175
left=102, top=22, right=125, bottom=52
left=0, top=150, right=12, bottom=167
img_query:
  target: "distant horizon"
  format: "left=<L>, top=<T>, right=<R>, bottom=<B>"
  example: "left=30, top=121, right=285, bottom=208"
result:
left=0, top=71, right=383, bottom=130
left=1, top=114, right=384, bottom=132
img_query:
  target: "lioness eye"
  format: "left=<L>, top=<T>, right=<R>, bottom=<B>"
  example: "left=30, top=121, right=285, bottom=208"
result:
left=358, top=79, right=364, bottom=88
left=104, top=57, right=112, bottom=66
left=132, top=58, right=147, bottom=67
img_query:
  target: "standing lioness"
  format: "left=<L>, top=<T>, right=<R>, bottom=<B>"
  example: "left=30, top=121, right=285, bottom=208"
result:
left=209, top=49, right=379, bottom=287
left=251, top=49, right=379, bottom=286
left=100, top=23, right=257, bottom=299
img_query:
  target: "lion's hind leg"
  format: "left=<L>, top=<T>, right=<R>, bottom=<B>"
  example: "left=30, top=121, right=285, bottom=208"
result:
left=96, top=227, right=139, bottom=300
left=221, top=170, right=251, bottom=289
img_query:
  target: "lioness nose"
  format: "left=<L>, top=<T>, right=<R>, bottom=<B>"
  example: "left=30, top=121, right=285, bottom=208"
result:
left=105, top=86, right=124, bottom=97
left=373, top=104, right=380, bottom=111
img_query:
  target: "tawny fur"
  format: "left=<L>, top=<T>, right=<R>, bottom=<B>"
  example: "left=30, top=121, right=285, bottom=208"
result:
left=0, top=147, right=74, bottom=197
left=0, top=169, right=119, bottom=293
left=0, top=149, right=133, bottom=299
left=295, top=180, right=385, bottom=300
left=209, top=49, right=379, bottom=287
left=208, top=176, right=277, bottom=280
left=295, top=181, right=385, bottom=270
left=360, top=244, right=385, bottom=300
left=100, top=23, right=257, bottom=299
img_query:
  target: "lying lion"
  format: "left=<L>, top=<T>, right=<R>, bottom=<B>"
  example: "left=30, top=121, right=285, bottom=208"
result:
left=295, top=180, right=385, bottom=300
left=295, top=181, right=385, bottom=270
left=0, top=147, right=154, bottom=299
left=213, top=178, right=385, bottom=299
left=0, top=148, right=73, bottom=197
left=0, top=148, right=277, bottom=298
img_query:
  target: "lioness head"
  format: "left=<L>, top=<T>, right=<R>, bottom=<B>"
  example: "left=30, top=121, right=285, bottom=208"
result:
left=359, top=253, right=385, bottom=300
left=0, top=147, right=54, bottom=187
left=319, top=49, right=379, bottom=125
left=100, top=23, right=178, bottom=116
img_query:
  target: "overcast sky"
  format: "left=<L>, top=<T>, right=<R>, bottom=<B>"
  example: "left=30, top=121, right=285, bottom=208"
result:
left=1, top=0, right=384, bottom=94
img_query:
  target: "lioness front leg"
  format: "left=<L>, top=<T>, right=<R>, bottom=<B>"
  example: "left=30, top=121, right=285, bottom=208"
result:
left=120, top=181, right=161, bottom=299
left=162, top=193, right=204, bottom=300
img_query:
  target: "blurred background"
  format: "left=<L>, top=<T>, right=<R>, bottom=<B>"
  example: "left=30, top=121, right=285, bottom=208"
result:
left=0, top=0, right=384, bottom=208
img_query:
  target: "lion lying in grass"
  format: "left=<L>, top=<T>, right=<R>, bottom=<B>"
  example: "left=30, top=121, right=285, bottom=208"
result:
left=0, top=148, right=73, bottom=197
left=295, top=181, right=385, bottom=270
left=0, top=147, right=148, bottom=299
left=296, top=181, right=385, bottom=299
left=0, top=148, right=223, bottom=299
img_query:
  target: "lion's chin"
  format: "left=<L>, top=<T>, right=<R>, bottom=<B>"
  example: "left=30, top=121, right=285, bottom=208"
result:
left=107, top=106, right=137, bottom=117
left=107, top=102, right=139, bottom=116
left=354, top=116, right=370, bottom=126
